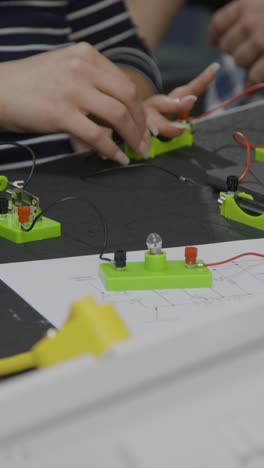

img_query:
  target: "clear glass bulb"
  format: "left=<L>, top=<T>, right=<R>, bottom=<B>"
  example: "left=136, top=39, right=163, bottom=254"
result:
left=146, top=233, right=162, bottom=254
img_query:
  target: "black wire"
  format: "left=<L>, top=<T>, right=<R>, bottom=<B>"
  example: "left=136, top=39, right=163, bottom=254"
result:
left=0, top=140, right=36, bottom=189
left=81, top=162, right=198, bottom=186
left=21, top=195, right=112, bottom=262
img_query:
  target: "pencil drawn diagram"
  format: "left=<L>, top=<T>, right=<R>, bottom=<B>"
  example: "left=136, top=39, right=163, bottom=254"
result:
left=68, top=257, right=264, bottom=334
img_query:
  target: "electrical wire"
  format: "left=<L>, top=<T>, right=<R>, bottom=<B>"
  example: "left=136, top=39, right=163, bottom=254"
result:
left=0, top=351, right=34, bottom=376
left=232, top=132, right=252, bottom=183
left=203, top=252, right=264, bottom=267
left=21, top=195, right=111, bottom=262
left=0, top=140, right=36, bottom=189
left=192, top=83, right=264, bottom=121
left=20, top=161, right=198, bottom=264
left=82, top=162, right=198, bottom=186
left=233, top=135, right=264, bottom=151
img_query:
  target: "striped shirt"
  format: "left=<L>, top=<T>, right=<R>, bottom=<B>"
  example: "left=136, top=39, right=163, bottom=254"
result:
left=0, top=0, right=162, bottom=167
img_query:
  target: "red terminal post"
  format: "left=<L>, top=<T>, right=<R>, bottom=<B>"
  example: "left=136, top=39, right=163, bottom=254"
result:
left=185, top=246, right=198, bottom=267
left=17, top=205, right=30, bottom=225
left=178, top=111, right=190, bottom=121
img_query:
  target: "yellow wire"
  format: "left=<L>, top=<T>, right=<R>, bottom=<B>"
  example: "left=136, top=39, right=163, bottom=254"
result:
left=0, top=352, right=34, bottom=376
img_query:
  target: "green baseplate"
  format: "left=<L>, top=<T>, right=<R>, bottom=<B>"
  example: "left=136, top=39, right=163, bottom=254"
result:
left=124, top=130, right=193, bottom=160
left=219, top=192, right=264, bottom=231
left=100, top=252, right=212, bottom=291
left=0, top=212, right=61, bottom=243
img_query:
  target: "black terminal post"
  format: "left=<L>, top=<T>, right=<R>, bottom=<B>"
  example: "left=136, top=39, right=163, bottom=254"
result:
left=0, top=197, right=8, bottom=216
left=114, top=249, right=127, bottom=270
left=226, top=175, right=239, bottom=192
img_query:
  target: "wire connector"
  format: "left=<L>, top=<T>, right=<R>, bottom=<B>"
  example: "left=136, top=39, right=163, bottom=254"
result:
left=0, top=296, right=130, bottom=376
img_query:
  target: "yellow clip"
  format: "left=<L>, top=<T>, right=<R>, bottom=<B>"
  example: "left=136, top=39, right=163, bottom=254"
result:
left=32, top=296, right=130, bottom=367
left=0, top=297, right=129, bottom=376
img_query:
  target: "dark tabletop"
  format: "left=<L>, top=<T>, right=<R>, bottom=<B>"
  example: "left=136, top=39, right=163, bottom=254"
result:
left=1, top=103, right=264, bottom=362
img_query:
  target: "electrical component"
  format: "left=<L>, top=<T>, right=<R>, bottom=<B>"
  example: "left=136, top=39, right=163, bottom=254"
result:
left=114, top=249, right=127, bottom=270
left=0, top=176, right=61, bottom=243
left=146, top=232, right=162, bottom=255
left=185, top=246, right=198, bottom=267
left=216, top=132, right=264, bottom=229
left=17, top=205, right=31, bottom=225
left=178, top=111, right=190, bottom=121
left=124, top=131, right=194, bottom=161
left=0, top=197, right=8, bottom=216
left=218, top=190, right=264, bottom=230
left=234, top=196, right=264, bottom=216
left=226, top=175, right=239, bottom=192
left=100, top=234, right=212, bottom=291
left=0, top=296, right=130, bottom=376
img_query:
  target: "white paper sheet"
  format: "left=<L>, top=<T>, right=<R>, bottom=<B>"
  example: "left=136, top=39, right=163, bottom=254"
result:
left=1, top=238, right=264, bottom=336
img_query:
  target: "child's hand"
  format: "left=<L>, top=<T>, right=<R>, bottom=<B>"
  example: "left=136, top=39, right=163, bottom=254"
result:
left=144, top=62, right=220, bottom=138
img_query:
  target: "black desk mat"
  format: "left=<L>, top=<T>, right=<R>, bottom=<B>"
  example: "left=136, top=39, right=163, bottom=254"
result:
left=0, top=279, right=52, bottom=383
left=0, top=144, right=259, bottom=265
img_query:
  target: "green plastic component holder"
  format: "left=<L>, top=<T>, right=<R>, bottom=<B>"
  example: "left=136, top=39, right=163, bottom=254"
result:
left=124, top=131, right=194, bottom=161
left=100, top=251, right=212, bottom=291
left=255, top=148, right=264, bottom=162
left=219, top=192, right=264, bottom=231
left=0, top=213, right=61, bottom=243
left=0, top=176, right=8, bottom=192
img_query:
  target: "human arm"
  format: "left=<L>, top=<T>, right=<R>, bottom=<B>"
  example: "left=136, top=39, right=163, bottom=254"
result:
left=125, top=0, right=184, bottom=52
left=209, top=0, right=264, bottom=83
left=67, top=0, right=163, bottom=97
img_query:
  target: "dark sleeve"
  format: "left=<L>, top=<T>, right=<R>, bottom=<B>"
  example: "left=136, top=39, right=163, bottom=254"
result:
left=190, top=0, right=230, bottom=11
left=67, top=0, right=163, bottom=92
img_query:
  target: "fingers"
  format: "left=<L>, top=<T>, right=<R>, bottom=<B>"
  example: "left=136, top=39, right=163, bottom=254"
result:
left=248, top=56, right=264, bottom=84
left=146, top=94, right=197, bottom=116
left=232, top=38, right=260, bottom=69
left=218, top=21, right=247, bottom=55
left=66, top=112, right=130, bottom=165
left=144, top=63, right=220, bottom=139
left=216, top=11, right=264, bottom=69
left=83, top=88, right=150, bottom=156
left=170, top=62, right=220, bottom=100
left=70, top=136, right=92, bottom=153
left=70, top=43, right=147, bottom=133
left=208, top=0, right=240, bottom=46
left=88, top=65, right=147, bottom=144
left=65, top=42, right=149, bottom=155
left=147, top=108, right=188, bottom=139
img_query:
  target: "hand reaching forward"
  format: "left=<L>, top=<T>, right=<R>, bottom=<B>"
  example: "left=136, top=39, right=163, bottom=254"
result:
left=144, top=63, right=220, bottom=138
left=0, top=42, right=150, bottom=165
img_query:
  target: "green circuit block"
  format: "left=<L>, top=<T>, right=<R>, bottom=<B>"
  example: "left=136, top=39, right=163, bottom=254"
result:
left=100, top=252, right=212, bottom=291
left=124, top=131, right=194, bottom=161
left=219, top=192, right=264, bottom=231
left=0, top=213, right=61, bottom=243
left=255, top=148, right=264, bottom=162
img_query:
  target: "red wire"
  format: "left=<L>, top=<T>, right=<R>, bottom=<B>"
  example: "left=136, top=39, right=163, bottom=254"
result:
left=204, top=252, right=264, bottom=267
left=232, top=132, right=251, bottom=183
left=233, top=135, right=264, bottom=150
left=192, top=83, right=264, bottom=120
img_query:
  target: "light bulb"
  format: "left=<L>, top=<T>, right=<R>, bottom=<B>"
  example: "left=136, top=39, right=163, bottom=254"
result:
left=146, top=233, right=162, bottom=254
